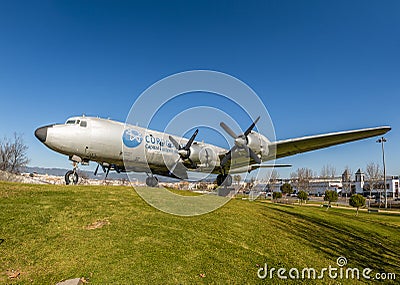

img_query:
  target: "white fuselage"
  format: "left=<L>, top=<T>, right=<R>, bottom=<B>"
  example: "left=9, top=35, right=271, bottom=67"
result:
left=35, top=116, right=272, bottom=177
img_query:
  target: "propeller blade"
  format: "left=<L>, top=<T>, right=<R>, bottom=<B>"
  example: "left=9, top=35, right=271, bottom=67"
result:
left=220, top=116, right=261, bottom=168
left=220, top=122, right=238, bottom=139
left=204, top=148, right=209, bottom=166
left=244, top=116, right=260, bottom=136
left=184, top=129, right=198, bottom=150
left=169, top=136, right=180, bottom=150
left=169, top=158, right=180, bottom=174
left=220, top=145, right=238, bottom=167
left=169, top=160, right=188, bottom=179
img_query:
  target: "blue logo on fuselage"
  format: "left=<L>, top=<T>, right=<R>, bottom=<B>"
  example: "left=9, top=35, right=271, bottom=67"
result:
left=123, top=129, right=143, bottom=148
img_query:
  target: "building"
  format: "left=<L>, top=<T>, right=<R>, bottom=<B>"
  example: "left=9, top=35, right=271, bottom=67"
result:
left=351, top=168, right=399, bottom=198
left=266, top=177, right=342, bottom=195
left=354, top=169, right=365, bottom=194
left=265, top=168, right=399, bottom=198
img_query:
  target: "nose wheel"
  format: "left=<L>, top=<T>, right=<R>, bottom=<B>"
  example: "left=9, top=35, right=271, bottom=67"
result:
left=65, top=170, right=78, bottom=185
left=145, top=176, right=159, bottom=187
left=65, top=161, right=79, bottom=185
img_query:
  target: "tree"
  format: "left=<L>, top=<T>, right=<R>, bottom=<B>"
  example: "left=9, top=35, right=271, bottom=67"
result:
left=0, top=133, right=29, bottom=174
left=298, top=190, right=308, bottom=205
left=365, top=162, right=382, bottom=187
left=324, top=190, right=338, bottom=210
left=233, top=175, right=241, bottom=186
left=349, top=194, right=366, bottom=216
left=267, top=169, right=279, bottom=183
left=365, top=162, right=383, bottom=196
left=320, top=164, right=337, bottom=179
left=291, top=168, right=313, bottom=193
left=280, top=183, right=293, bottom=196
left=272, top=192, right=282, bottom=202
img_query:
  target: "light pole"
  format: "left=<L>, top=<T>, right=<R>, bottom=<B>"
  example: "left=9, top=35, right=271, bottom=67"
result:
left=376, top=137, right=387, bottom=208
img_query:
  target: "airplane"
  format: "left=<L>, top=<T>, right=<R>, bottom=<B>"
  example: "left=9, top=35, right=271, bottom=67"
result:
left=34, top=115, right=391, bottom=186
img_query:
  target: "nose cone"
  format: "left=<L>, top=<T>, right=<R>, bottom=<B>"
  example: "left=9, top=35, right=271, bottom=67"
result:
left=35, top=126, right=48, bottom=143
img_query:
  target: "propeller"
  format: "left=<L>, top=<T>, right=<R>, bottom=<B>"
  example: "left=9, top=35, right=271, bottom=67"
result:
left=220, top=116, right=262, bottom=167
left=169, top=129, right=199, bottom=174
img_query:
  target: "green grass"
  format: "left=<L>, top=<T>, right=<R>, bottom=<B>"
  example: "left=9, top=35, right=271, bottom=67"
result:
left=0, top=181, right=399, bottom=284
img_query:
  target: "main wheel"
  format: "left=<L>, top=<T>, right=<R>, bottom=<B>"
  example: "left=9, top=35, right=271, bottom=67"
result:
left=216, top=174, right=232, bottom=186
left=217, top=174, right=224, bottom=186
left=146, top=176, right=159, bottom=187
left=65, top=170, right=78, bottom=185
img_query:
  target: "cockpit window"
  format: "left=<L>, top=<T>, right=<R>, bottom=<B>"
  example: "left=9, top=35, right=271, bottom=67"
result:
left=66, top=120, right=76, bottom=124
left=80, top=121, right=87, bottom=127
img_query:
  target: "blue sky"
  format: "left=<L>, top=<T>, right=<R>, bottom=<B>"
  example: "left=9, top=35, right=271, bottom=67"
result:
left=0, top=0, right=399, bottom=178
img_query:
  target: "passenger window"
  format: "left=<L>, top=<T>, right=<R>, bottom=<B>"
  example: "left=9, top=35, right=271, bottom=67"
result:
left=66, top=120, right=76, bottom=124
left=80, top=121, right=87, bottom=127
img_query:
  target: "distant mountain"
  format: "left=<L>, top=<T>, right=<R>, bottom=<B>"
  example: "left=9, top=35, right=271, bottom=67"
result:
left=24, top=166, right=72, bottom=177
left=23, top=166, right=173, bottom=182
left=23, top=166, right=217, bottom=183
left=24, top=166, right=132, bottom=180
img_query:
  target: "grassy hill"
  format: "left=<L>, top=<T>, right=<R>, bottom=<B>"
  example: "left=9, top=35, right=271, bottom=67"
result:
left=0, top=181, right=399, bottom=284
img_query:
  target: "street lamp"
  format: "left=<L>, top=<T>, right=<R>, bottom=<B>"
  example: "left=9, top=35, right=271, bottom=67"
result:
left=376, top=137, right=387, bottom=208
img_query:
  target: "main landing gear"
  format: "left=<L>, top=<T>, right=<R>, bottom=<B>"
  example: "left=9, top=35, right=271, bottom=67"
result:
left=146, top=175, right=159, bottom=187
left=216, top=174, right=232, bottom=187
left=65, top=162, right=79, bottom=185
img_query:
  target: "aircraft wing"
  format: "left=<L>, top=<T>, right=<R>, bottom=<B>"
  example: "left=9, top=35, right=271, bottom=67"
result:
left=271, top=126, right=391, bottom=159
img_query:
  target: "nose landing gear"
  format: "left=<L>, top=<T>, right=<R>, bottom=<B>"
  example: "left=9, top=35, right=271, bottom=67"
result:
left=65, top=162, right=79, bottom=185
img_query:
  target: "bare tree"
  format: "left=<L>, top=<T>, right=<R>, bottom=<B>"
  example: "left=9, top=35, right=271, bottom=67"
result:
left=0, top=133, right=29, bottom=174
left=0, top=137, right=12, bottom=171
left=365, top=162, right=382, bottom=191
left=320, top=164, right=337, bottom=178
left=365, top=162, right=383, bottom=205
left=266, top=169, right=279, bottom=183
left=233, top=174, right=241, bottom=186
left=291, top=167, right=313, bottom=193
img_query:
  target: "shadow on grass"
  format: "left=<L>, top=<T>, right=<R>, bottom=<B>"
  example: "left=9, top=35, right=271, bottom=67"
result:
left=265, top=206, right=400, bottom=273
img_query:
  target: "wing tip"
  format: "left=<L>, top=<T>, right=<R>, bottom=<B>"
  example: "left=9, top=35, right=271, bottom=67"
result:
left=377, top=125, right=391, bottom=133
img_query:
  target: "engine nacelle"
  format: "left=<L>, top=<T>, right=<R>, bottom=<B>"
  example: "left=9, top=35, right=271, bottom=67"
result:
left=247, top=131, right=271, bottom=160
left=198, top=146, right=217, bottom=168
left=188, top=143, right=218, bottom=168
